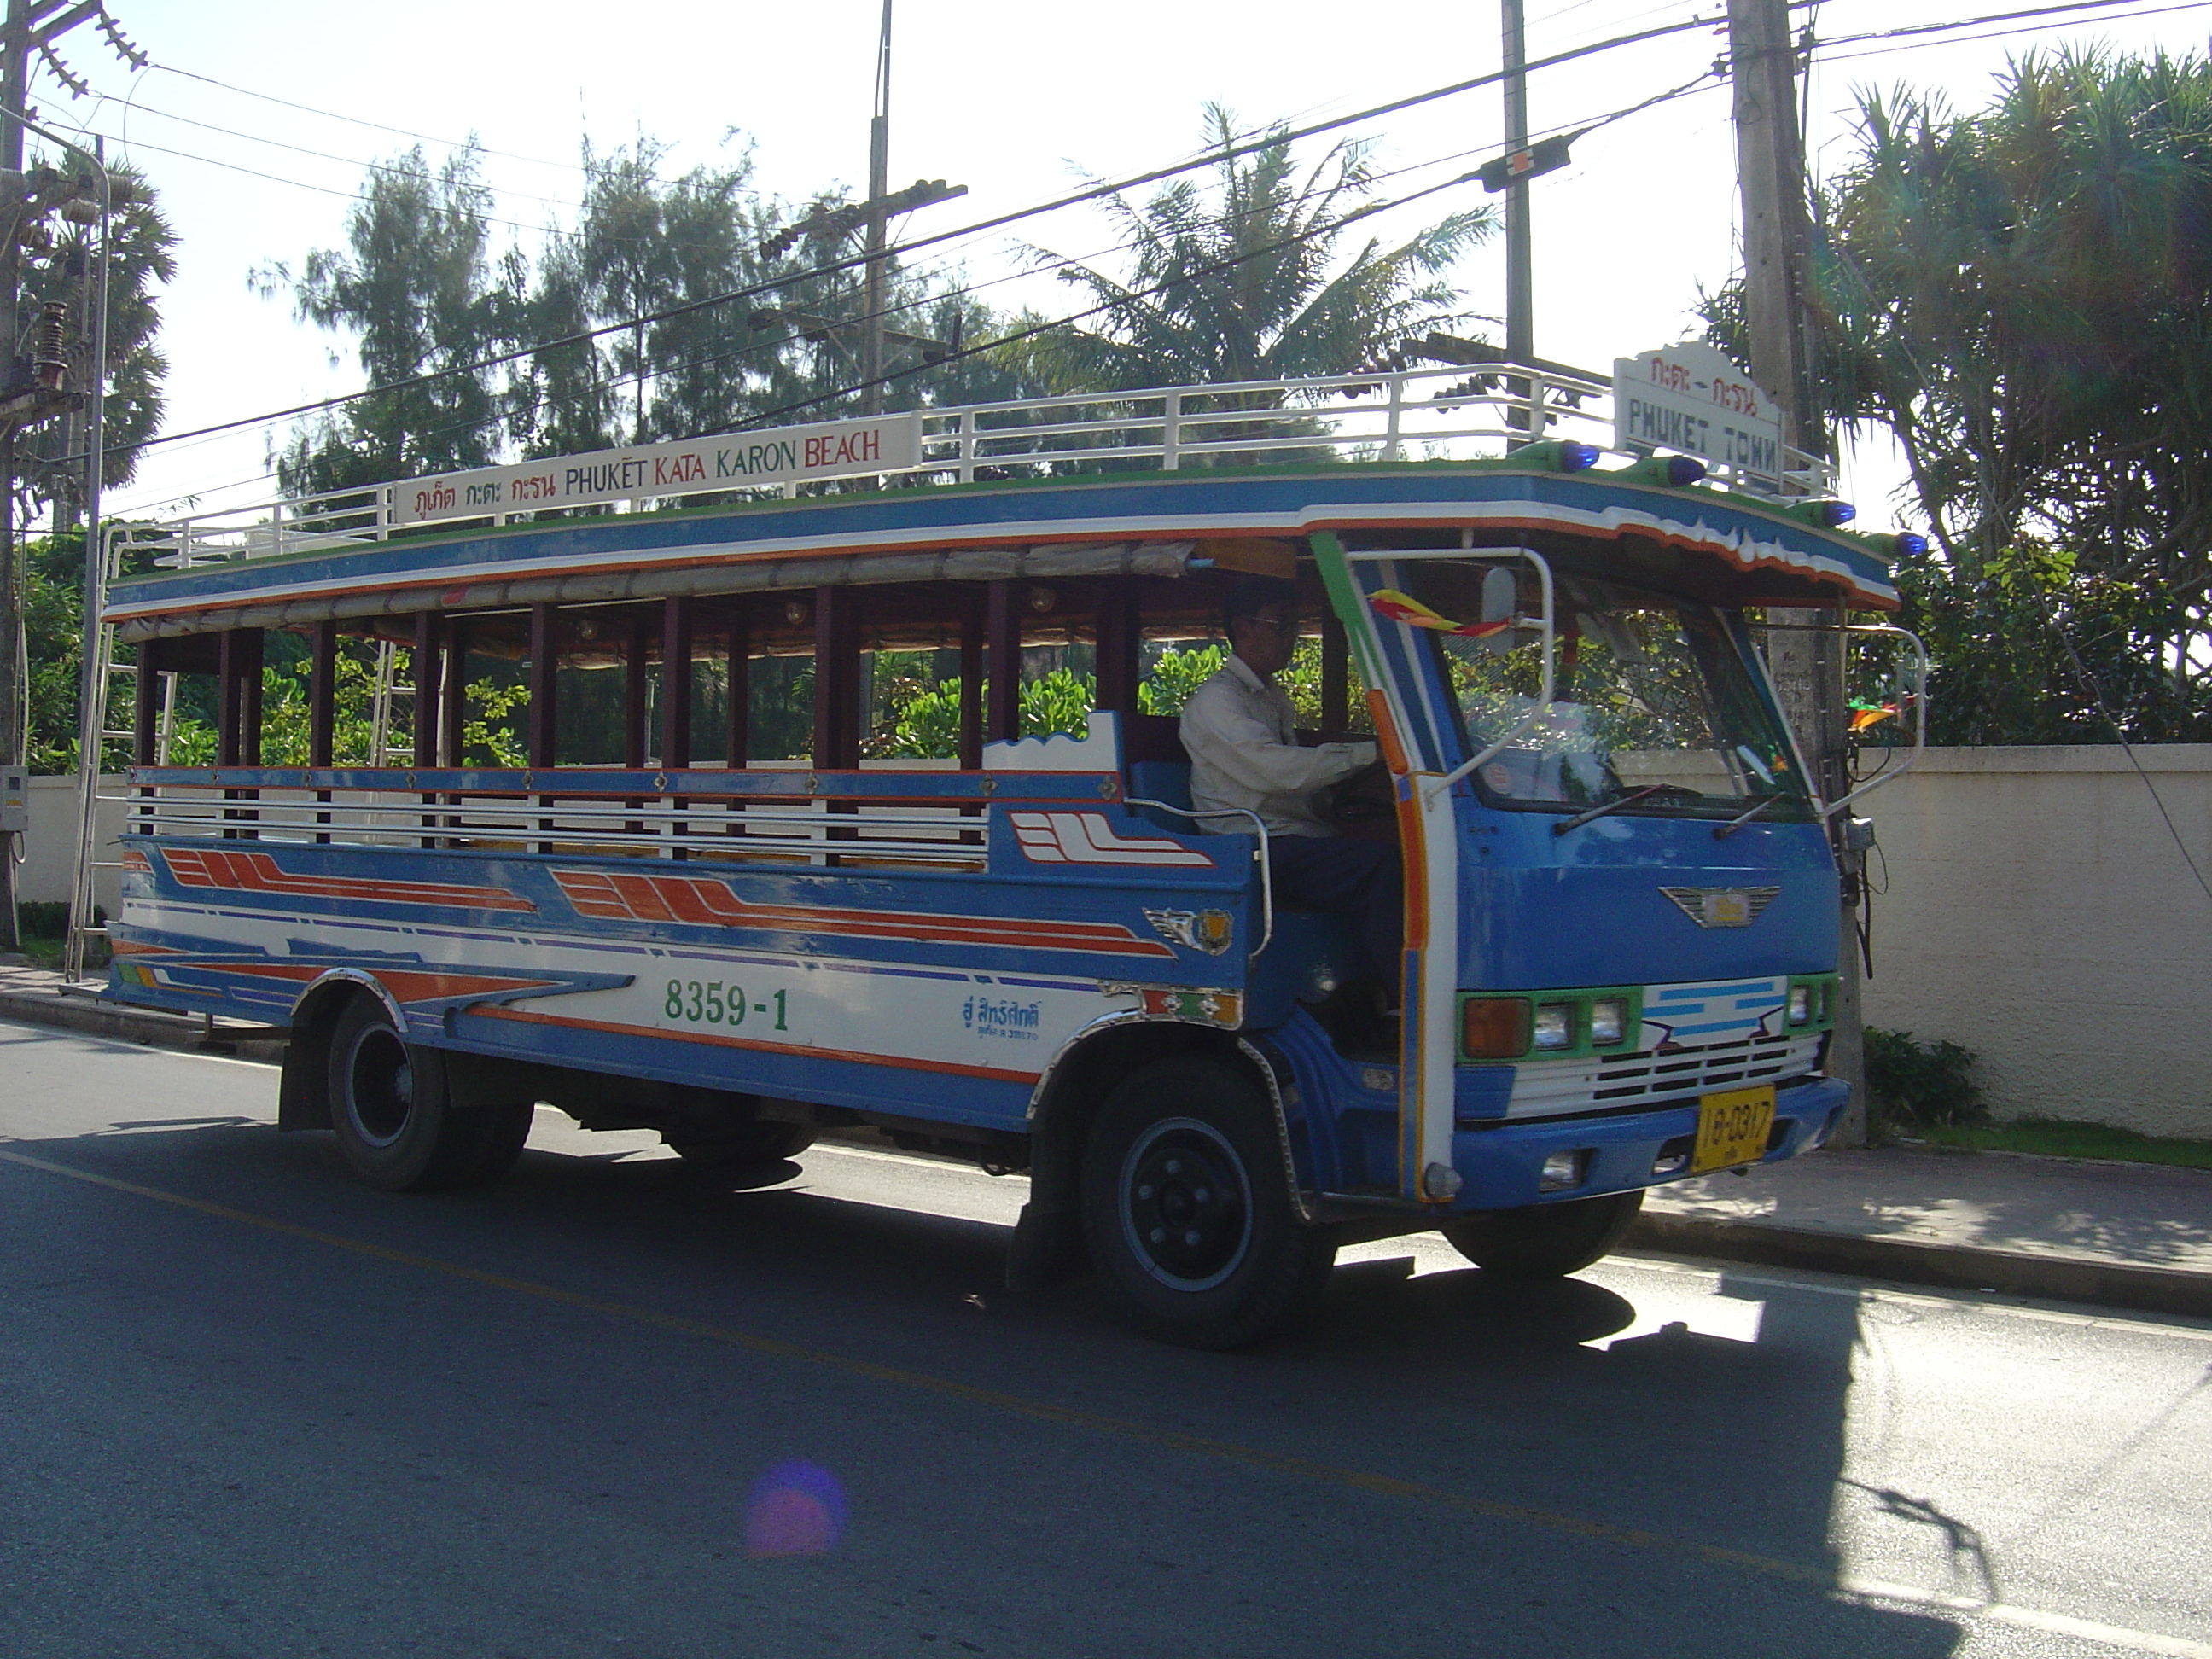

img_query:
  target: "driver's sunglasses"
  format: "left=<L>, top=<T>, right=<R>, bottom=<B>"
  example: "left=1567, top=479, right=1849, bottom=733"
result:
left=1242, top=615, right=1302, bottom=635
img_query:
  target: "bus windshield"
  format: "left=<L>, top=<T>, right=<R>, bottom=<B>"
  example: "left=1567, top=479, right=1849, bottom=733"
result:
left=1407, top=565, right=1814, bottom=820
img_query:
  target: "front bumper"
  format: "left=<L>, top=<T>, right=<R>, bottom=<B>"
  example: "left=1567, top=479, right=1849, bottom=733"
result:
left=1447, top=1074, right=1850, bottom=1214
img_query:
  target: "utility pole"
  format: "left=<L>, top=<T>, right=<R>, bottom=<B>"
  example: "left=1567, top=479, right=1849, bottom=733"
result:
left=1729, top=0, right=1867, bottom=1142
left=859, top=0, right=893, bottom=417
left=0, top=1, right=137, bottom=954
left=1500, top=0, right=1533, bottom=367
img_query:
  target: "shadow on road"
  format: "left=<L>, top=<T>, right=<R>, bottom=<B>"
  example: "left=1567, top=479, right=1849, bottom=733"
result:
left=0, top=1103, right=1969, bottom=1659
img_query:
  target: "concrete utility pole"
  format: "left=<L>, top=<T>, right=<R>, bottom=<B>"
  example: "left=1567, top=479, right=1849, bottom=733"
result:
left=859, top=0, right=893, bottom=417
left=0, top=0, right=29, bottom=952
left=0, top=0, right=137, bottom=952
left=1500, top=0, right=1533, bottom=367
left=1728, top=0, right=1867, bottom=1142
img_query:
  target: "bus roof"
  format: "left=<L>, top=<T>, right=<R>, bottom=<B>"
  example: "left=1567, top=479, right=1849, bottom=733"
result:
left=107, top=366, right=1902, bottom=640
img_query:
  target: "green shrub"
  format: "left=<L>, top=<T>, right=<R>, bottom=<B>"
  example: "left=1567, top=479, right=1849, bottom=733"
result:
left=1865, top=1027, right=1985, bottom=1126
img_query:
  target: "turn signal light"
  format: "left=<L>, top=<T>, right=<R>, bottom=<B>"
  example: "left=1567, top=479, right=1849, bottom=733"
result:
left=1462, top=998, right=1531, bottom=1059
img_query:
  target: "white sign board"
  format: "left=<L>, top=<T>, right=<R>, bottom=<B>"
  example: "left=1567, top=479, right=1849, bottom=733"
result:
left=1612, top=341, right=1784, bottom=479
left=393, top=415, right=922, bottom=527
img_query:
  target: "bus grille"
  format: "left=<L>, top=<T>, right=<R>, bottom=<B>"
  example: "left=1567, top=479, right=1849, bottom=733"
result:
left=1500, top=1032, right=1824, bottom=1120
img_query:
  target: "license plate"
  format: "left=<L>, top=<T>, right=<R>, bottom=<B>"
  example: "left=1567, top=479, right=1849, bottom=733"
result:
left=1691, top=1085, right=1775, bottom=1173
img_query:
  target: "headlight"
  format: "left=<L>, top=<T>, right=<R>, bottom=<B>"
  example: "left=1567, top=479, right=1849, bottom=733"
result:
left=1539, top=1150, right=1588, bottom=1191
left=1532, top=1003, right=1575, bottom=1051
left=1589, top=998, right=1628, bottom=1046
left=1462, top=998, right=1531, bottom=1059
left=1788, top=984, right=1812, bottom=1025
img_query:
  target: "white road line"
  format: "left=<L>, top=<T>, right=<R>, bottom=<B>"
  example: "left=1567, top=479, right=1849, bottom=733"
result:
left=1607, top=1253, right=2212, bottom=1343
left=1838, top=1575, right=2212, bottom=1658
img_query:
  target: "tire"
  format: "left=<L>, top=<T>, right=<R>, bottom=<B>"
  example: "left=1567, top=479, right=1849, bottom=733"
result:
left=326, top=996, right=533, bottom=1192
left=667, top=1121, right=817, bottom=1166
left=1079, top=1056, right=1336, bottom=1350
left=1439, top=1190, right=1644, bottom=1280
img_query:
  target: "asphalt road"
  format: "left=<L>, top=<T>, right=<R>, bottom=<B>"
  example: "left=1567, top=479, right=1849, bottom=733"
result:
left=3, top=1018, right=2209, bottom=1659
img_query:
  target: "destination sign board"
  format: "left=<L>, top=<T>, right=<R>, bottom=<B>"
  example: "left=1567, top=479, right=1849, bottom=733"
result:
left=392, top=415, right=922, bottom=527
left=1612, top=341, right=1784, bottom=480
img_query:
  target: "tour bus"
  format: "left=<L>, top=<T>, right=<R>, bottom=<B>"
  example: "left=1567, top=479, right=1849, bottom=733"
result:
left=84, top=361, right=1922, bottom=1347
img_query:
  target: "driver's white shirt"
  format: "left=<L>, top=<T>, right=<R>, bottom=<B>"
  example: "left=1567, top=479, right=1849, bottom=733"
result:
left=1179, top=655, right=1378, bottom=838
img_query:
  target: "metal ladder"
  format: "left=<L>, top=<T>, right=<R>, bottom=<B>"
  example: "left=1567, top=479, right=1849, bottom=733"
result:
left=367, top=639, right=414, bottom=767
left=63, top=521, right=138, bottom=980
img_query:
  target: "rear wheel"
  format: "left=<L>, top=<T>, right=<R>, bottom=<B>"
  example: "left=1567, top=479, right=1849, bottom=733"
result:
left=1080, top=1057, right=1335, bottom=1349
left=1439, top=1190, right=1644, bottom=1280
left=326, top=997, right=533, bottom=1192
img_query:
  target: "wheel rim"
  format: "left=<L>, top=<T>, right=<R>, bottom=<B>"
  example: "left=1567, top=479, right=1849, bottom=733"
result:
left=342, top=1024, right=415, bottom=1147
left=1118, top=1117, right=1252, bottom=1292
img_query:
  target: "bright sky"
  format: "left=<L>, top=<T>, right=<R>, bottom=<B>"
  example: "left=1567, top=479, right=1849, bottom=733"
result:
left=29, top=0, right=2212, bottom=533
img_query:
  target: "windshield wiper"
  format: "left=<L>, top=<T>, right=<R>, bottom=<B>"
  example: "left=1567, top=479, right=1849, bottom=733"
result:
left=1551, top=784, right=1675, bottom=835
left=1712, top=794, right=1784, bottom=840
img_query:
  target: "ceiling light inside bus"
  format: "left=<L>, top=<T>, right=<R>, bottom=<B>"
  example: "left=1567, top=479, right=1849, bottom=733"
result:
left=1532, top=1002, right=1575, bottom=1051
left=1588, top=998, right=1628, bottom=1046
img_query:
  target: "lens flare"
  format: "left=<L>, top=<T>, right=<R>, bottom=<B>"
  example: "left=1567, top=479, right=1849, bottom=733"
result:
left=744, top=1460, right=847, bottom=1557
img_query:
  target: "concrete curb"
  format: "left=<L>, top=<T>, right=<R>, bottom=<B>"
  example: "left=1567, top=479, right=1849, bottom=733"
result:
left=1628, top=1211, right=2212, bottom=1322
left=0, top=985, right=287, bottom=1059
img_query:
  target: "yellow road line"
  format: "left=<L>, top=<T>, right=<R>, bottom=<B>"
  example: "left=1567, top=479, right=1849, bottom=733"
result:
left=3, top=1142, right=2206, bottom=1658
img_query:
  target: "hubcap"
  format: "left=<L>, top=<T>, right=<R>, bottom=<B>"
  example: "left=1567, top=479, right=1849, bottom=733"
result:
left=1119, top=1117, right=1251, bottom=1291
left=344, top=1025, right=415, bottom=1146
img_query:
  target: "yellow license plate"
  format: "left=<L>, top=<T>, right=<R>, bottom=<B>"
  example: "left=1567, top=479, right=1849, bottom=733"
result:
left=1691, top=1085, right=1776, bottom=1173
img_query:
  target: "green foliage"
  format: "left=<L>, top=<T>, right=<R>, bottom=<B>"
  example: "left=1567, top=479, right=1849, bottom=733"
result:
left=1024, top=105, right=1493, bottom=398
left=1138, top=644, right=1226, bottom=717
left=870, top=642, right=1347, bottom=757
left=1866, top=1027, right=1986, bottom=1127
left=266, top=136, right=1051, bottom=486
left=15, top=160, right=177, bottom=515
left=265, top=147, right=515, bottom=493
left=1703, top=47, right=2212, bottom=739
left=1910, top=1116, right=2212, bottom=1169
left=1886, top=542, right=2208, bottom=742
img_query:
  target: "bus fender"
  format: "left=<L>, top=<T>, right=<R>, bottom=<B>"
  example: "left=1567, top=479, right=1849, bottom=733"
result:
left=276, top=970, right=405, bottom=1132
left=1008, top=1015, right=1310, bottom=1291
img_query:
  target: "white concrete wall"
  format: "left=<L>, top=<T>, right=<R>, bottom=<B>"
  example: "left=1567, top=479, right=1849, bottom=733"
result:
left=13, top=776, right=125, bottom=920
left=1859, top=746, right=2212, bottom=1139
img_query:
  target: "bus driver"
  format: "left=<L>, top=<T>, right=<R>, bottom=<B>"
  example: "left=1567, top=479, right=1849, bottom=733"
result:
left=1178, top=577, right=1406, bottom=998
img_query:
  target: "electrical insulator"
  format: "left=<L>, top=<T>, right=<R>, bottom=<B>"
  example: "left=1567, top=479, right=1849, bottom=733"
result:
left=60, top=197, right=99, bottom=227
left=33, top=301, right=69, bottom=392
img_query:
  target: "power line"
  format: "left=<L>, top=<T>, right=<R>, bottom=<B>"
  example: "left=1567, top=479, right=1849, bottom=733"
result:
left=100, top=0, right=2183, bottom=474
left=94, top=14, right=1746, bottom=467
left=148, top=63, right=586, bottom=176
left=1820, top=0, right=2209, bottom=47
left=1815, top=0, right=2212, bottom=61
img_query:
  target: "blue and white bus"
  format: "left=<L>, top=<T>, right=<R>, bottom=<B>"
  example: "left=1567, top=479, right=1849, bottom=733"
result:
left=87, top=363, right=1921, bottom=1346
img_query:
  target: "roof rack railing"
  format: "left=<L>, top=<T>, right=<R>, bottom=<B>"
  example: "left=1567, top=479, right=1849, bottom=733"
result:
left=117, top=362, right=1837, bottom=570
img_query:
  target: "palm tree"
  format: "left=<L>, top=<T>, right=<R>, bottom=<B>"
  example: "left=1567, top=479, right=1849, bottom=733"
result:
left=1022, top=104, right=1494, bottom=430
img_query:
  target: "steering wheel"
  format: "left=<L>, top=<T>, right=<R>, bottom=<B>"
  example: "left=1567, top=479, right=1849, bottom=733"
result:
left=1313, top=760, right=1395, bottom=827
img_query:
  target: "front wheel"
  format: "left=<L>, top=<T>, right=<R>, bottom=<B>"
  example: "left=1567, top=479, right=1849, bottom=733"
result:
left=1080, top=1057, right=1336, bottom=1349
left=1439, top=1190, right=1644, bottom=1280
left=326, top=997, right=533, bottom=1192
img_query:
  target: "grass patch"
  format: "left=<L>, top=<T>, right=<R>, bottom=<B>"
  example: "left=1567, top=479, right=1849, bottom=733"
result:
left=1911, top=1116, right=2212, bottom=1172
